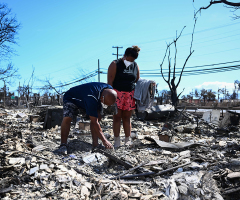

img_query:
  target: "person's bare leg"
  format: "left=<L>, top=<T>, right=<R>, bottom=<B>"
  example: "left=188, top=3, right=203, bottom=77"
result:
left=113, top=109, right=122, bottom=137
left=91, top=122, right=99, bottom=148
left=113, top=109, right=122, bottom=147
left=61, top=117, right=72, bottom=144
left=91, top=113, right=103, bottom=147
left=122, top=110, right=133, bottom=138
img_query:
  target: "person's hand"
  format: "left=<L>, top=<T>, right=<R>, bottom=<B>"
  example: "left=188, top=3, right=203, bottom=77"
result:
left=102, top=139, right=114, bottom=149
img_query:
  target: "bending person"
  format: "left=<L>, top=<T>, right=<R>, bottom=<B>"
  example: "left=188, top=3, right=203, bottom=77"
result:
left=57, top=82, right=117, bottom=154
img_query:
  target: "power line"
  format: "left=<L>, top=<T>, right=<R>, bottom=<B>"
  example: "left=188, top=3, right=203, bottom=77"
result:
left=34, top=62, right=240, bottom=89
left=36, top=48, right=112, bottom=78
left=101, top=63, right=240, bottom=77
left=140, top=60, right=240, bottom=71
left=123, top=21, right=240, bottom=46
left=34, top=69, right=98, bottom=90
left=139, top=64, right=240, bottom=77
left=54, top=72, right=98, bottom=88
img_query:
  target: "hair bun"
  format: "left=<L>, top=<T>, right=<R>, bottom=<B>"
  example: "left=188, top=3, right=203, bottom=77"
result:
left=132, top=45, right=141, bottom=52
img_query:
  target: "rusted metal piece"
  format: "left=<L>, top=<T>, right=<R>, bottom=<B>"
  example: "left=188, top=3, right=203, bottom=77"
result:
left=158, top=134, right=171, bottom=142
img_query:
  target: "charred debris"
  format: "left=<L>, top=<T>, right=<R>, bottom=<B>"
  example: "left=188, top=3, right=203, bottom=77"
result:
left=0, top=105, right=240, bottom=200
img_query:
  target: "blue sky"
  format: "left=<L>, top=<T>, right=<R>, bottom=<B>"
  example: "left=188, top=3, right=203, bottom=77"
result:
left=2, top=0, right=240, bottom=98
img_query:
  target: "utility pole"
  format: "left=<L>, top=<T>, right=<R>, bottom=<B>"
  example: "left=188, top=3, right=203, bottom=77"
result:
left=3, top=80, right=6, bottom=108
left=112, top=46, right=123, bottom=59
left=98, top=59, right=100, bottom=82
left=18, top=82, right=20, bottom=107
left=225, top=86, right=227, bottom=100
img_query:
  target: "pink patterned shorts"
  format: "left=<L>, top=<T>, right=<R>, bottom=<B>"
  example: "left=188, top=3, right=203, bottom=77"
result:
left=114, top=89, right=136, bottom=111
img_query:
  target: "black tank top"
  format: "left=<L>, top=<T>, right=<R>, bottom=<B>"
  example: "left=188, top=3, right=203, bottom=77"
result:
left=112, top=58, right=138, bottom=92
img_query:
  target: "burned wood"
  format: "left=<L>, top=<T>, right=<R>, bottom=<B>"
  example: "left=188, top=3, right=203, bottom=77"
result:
left=177, top=108, right=216, bottom=130
left=144, top=160, right=166, bottom=166
left=119, top=162, right=191, bottom=179
left=110, top=161, right=149, bottom=180
left=154, top=162, right=191, bottom=176
left=93, top=148, right=133, bottom=169
left=118, top=171, right=155, bottom=179
left=176, top=108, right=195, bottom=123
left=223, top=186, right=240, bottom=195
left=73, top=168, right=92, bottom=177
left=0, top=186, right=14, bottom=194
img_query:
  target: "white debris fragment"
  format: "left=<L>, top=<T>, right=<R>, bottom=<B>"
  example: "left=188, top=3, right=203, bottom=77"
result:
left=40, top=164, right=49, bottom=170
left=219, top=141, right=227, bottom=147
left=162, top=150, right=172, bottom=155
left=32, top=145, right=48, bottom=152
left=8, top=157, right=25, bottom=165
left=81, top=185, right=90, bottom=197
left=57, top=174, right=71, bottom=182
left=189, top=162, right=203, bottom=169
left=180, top=150, right=191, bottom=158
left=29, top=166, right=39, bottom=175
left=82, top=153, right=106, bottom=163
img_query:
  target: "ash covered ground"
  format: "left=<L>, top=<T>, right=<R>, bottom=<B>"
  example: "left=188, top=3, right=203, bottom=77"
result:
left=0, top=107, right=240, bottom=200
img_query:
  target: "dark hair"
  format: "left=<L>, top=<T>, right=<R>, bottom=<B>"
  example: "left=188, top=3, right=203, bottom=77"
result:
left=124, top=45, right=141, bottom=59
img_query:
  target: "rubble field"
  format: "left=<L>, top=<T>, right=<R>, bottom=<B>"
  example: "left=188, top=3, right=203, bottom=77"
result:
left=0, top=107, right=240, bottom=200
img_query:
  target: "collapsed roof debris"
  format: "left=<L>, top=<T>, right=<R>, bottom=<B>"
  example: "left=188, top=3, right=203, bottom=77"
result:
left=0, top=106, right=240, bottom=199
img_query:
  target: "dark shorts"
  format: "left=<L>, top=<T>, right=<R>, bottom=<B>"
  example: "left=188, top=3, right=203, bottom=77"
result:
left=63, top=101, right=80, bottom=119
left=114, top=89, right=136, bottom=111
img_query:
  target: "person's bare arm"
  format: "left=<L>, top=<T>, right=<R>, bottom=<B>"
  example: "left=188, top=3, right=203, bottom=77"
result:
left=107, top=61, right=117, bottom=86
left=89, top=116, right=113, bottom=149
left=136, top=64, right=140, bottom=82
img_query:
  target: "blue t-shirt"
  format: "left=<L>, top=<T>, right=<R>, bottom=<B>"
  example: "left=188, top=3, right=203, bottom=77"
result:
left=63, top=82, right=113, bottom=118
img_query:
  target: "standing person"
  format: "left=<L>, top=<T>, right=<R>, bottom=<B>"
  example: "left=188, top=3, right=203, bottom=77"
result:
left=57, top=82, right=117, bottom=154
left=107, top=46, right=140, bottom=148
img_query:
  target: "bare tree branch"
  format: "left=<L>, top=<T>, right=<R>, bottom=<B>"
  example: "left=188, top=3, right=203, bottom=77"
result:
left=222, top=0, right=240, bottom=6
left=195, top=0, right=240, bottom=18
left=0, top=62, right=20, bottom=84
left=176, top=18, right=197, bottom=88
left=177, top=88, right=185, bottom=98
left=160, top=27, right=186, bottom=84
left=159, top=20, right=196, bottom=107
left=0, top=3, right=20, bottom=58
